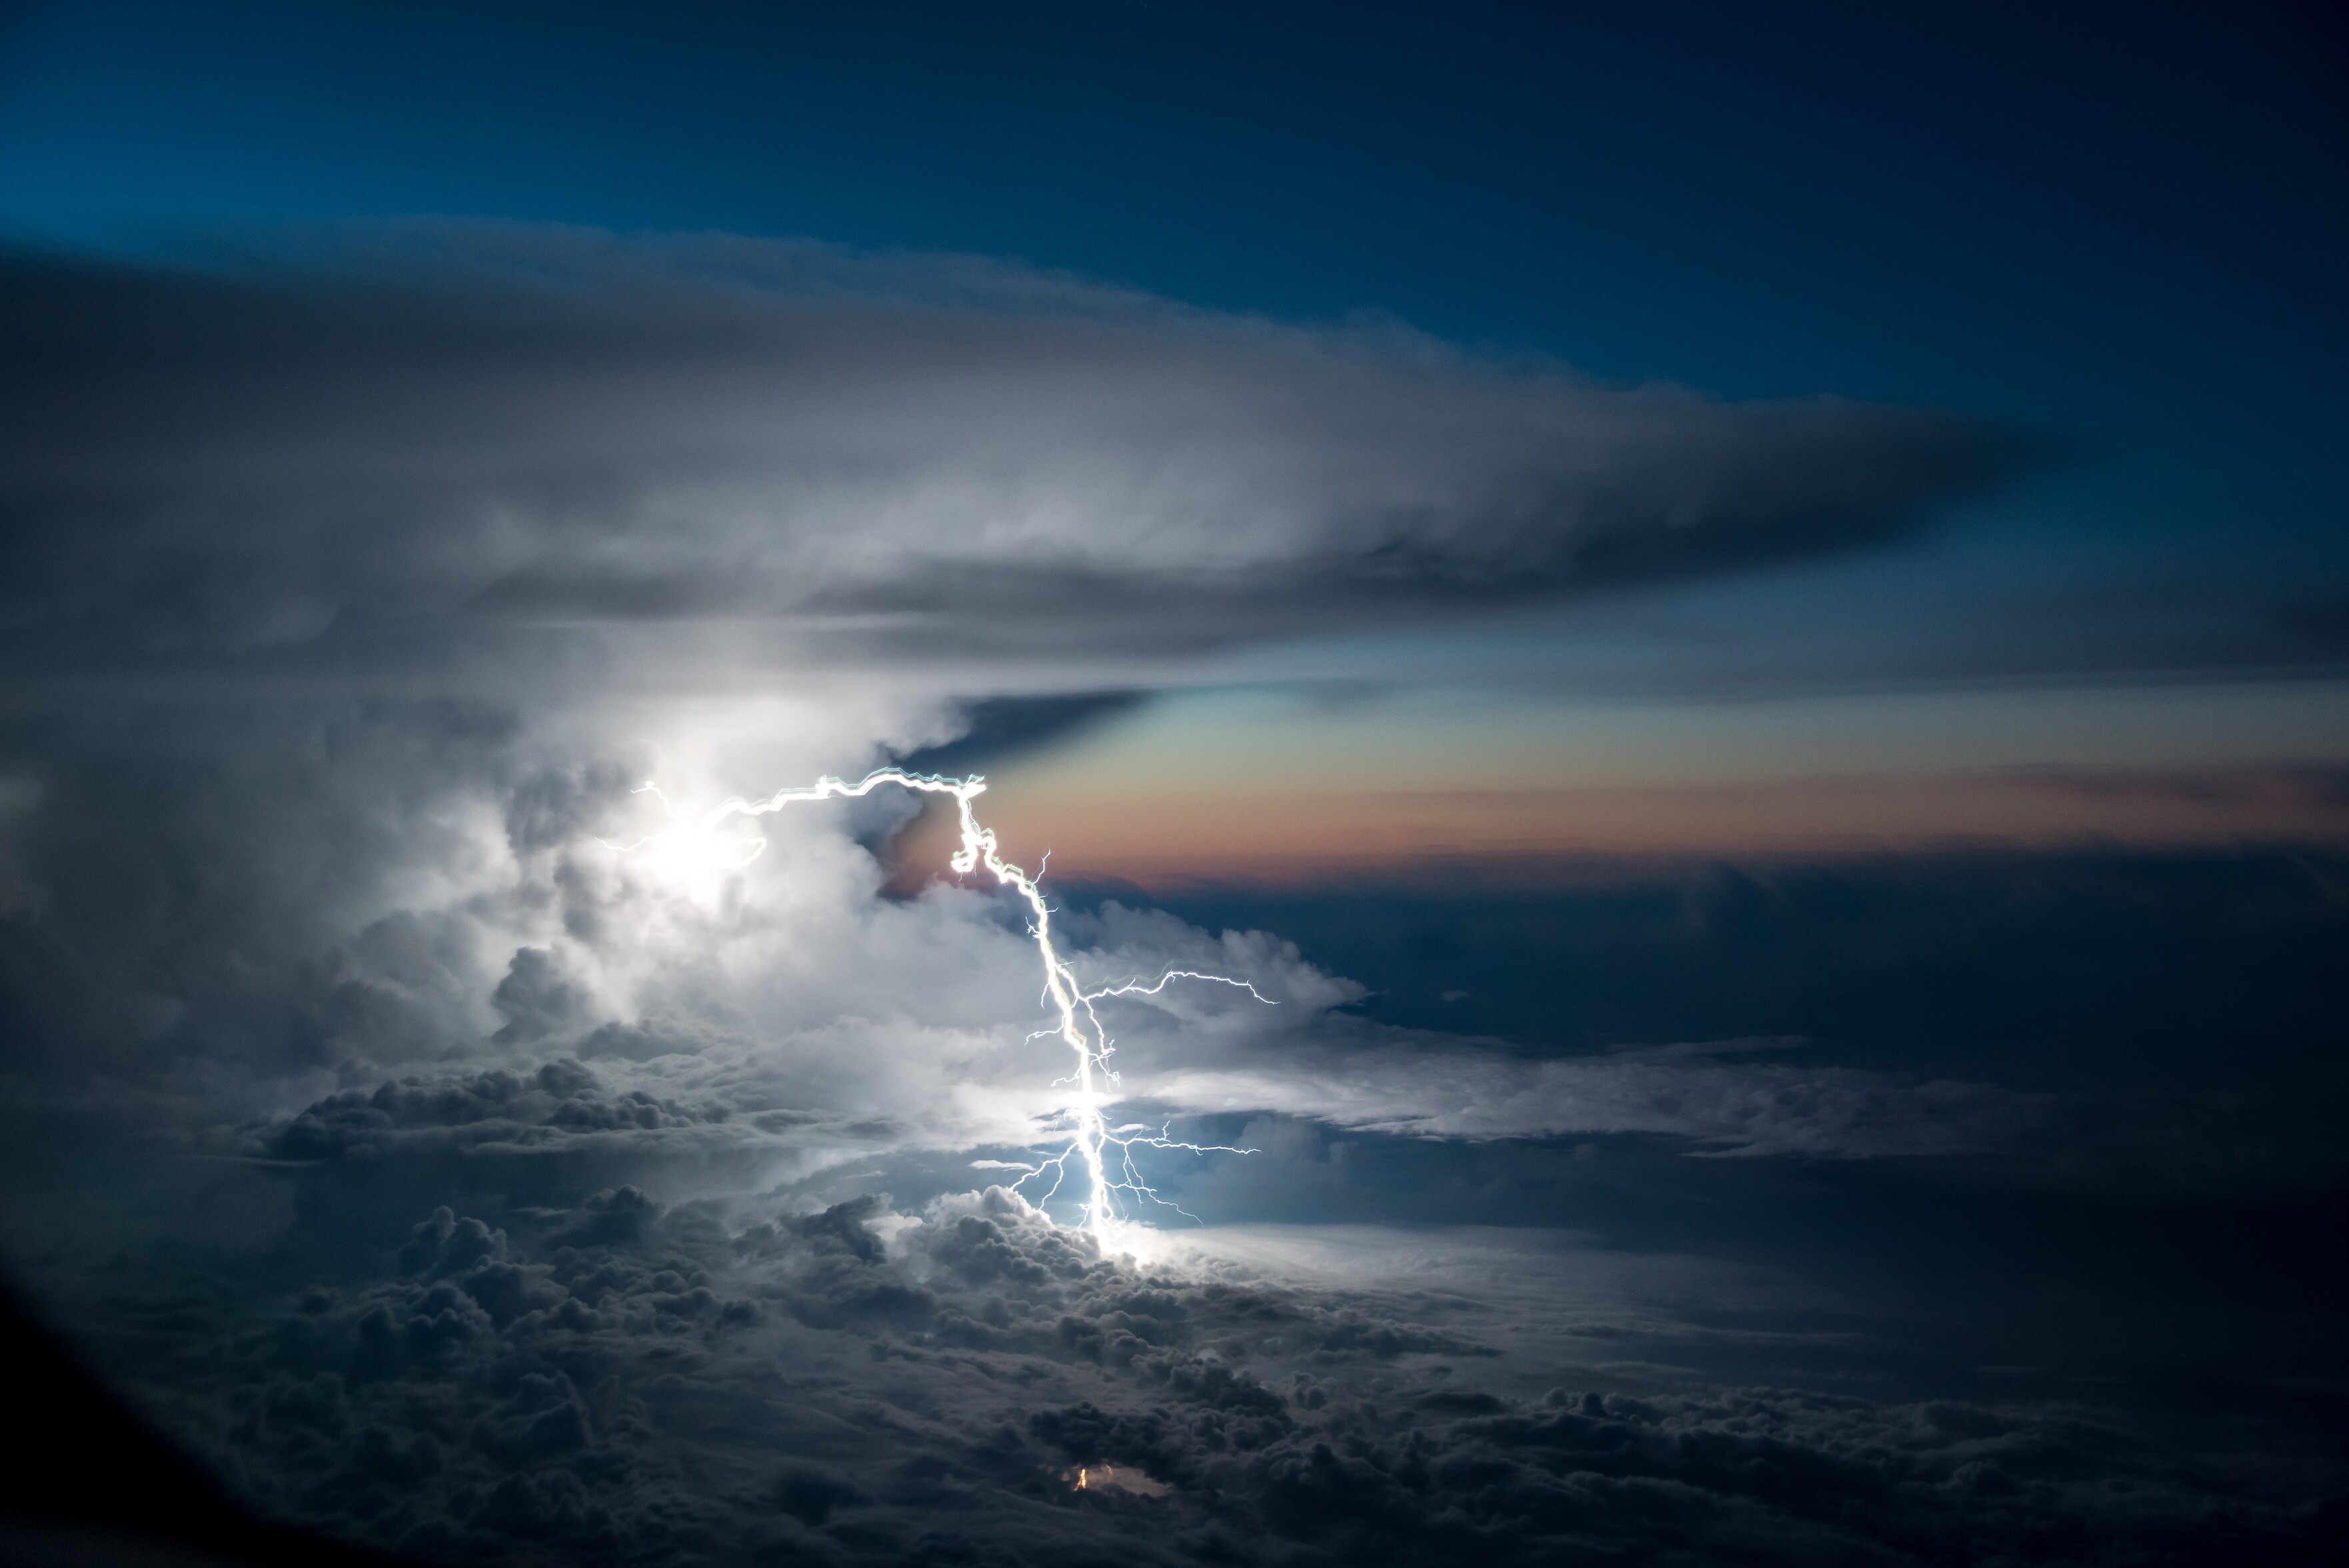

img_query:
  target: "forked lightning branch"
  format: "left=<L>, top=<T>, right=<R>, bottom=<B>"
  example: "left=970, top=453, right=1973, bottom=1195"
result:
left=611, top=768, right=1269, bottom=1248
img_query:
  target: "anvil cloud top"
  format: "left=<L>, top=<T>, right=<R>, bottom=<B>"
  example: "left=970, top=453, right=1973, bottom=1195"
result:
left=0, top=231, right=2021, bottom=677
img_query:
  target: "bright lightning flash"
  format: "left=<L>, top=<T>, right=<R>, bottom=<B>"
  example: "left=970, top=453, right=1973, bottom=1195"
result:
left=612, top=769, right=1271, bottom=1252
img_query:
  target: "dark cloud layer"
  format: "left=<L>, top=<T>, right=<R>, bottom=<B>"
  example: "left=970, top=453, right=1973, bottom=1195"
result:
left=0, top=225, right=2026, bottom=680
left=24, top=1128, right=2335, bottom=1568
left=1132, top=848, right=2349, bottom=1091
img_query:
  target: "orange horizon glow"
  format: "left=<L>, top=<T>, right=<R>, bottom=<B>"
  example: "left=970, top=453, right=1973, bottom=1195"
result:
left=878, top=764, right=2349, bottom=890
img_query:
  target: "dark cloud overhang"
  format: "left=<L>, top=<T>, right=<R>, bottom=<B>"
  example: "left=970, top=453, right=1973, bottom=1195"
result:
left=0, top=227, right=2036, bottom=680
left=891, top=691, right=1151, bottom=777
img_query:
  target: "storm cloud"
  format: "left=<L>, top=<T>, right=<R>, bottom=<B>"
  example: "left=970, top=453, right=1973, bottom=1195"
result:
left=0, top=224, right=2326, bottom=1567
left=0, top=223, right=2025, bottom=682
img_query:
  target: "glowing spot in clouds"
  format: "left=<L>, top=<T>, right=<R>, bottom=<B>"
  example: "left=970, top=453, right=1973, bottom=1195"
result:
left=1067, top=1465, right=1171, bottom=1497
left=612, top=769, right=1270, bottom=1252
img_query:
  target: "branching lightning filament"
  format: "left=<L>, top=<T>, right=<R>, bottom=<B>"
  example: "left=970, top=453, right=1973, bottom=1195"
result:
left=614, top=769, right=1269, bottom=1249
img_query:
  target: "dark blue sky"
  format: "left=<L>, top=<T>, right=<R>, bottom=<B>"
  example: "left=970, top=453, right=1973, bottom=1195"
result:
left=5, top=1, right=2343, bottom=422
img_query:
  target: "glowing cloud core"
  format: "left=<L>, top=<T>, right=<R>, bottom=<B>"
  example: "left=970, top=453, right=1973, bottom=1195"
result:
left=617, top=769, right=1269, bottom=1249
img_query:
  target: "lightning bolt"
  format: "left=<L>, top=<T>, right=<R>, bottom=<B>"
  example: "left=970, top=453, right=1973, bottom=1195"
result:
left=614, top=768, right=1269, bottom=1249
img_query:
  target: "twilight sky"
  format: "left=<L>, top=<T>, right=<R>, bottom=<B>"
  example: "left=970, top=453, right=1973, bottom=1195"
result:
left=0, top=5, right=2344, bottom=1566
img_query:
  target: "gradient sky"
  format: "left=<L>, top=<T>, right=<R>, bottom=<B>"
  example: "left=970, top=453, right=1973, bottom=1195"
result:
left=1, top=7, right=2346, bottom=1567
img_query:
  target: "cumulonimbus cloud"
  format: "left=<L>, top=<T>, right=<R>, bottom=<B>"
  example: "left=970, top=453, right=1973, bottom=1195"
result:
left=0, top=227, right=2331, bottom=1568
left=0, top=223, right=2030, bottom=680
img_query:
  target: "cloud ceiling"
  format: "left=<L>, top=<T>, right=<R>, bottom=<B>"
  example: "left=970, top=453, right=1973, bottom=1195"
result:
left=0, top=224, right=2023, bottom=679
